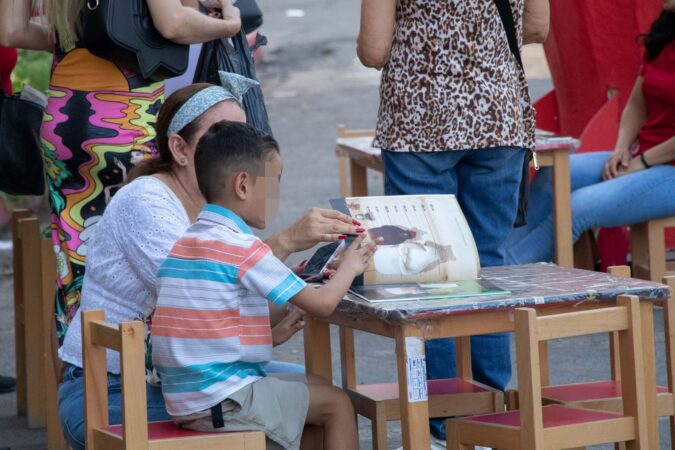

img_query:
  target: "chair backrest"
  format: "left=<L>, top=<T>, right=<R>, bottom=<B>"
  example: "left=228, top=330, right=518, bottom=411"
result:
left=514, top=295, right=647, bottom=447
left=82, top=309, right=149, bottom=450
left=337, top=124, right=376, bottom=139
left=12, top=210, right=67, bottom=446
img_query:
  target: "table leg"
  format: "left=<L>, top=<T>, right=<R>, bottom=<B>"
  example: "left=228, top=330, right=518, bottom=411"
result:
left=303, top=317, right=333, bottom=382
left=551, top=150, right=574, bottom=267
left=350, top=160, right=369, bottom=197
left=395, top=326, right=430, bottom=450
left=640, top=301, right=658, bottom=449
left=339, top=327, right=357, bottom=390
left=338, top=156, right=350, bottom=198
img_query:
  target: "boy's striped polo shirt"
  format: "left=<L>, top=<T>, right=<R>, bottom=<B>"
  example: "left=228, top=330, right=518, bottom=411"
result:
left=152, top=204, right=306, bottom=416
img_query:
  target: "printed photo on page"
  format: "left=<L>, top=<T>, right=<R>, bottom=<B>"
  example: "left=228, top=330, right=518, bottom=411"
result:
left=342, top=195, right=480, bottom=285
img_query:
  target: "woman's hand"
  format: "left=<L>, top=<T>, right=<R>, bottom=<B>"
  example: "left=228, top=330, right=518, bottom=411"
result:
left=617, top=154, right=648, bottom=177
left=602, top=147, right=631, bottom=180
left=268, top=208, right=361, bottom=260
left=149, top=0, right=240, bottom=44
left=271, top=306, right=306, bottom=347
left=218, top=0, right=241, bottom=25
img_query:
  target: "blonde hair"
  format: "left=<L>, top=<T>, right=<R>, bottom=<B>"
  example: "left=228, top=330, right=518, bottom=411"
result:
left=33, top=0, right=84, bottom=50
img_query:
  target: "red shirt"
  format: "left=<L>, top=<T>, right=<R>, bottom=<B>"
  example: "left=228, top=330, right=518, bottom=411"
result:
left=637, top=41, right=675, bottom=164
left=0, top=47, right=18, bottom=94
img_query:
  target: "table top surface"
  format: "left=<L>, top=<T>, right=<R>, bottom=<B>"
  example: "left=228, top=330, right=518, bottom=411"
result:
left=336, top=263, right=671, bottom=322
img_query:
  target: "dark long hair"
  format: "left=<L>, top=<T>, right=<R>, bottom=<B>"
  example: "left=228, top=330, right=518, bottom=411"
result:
left=127, top=83, right=212, bottom=182
left=641, top=10, right=675, bottom=62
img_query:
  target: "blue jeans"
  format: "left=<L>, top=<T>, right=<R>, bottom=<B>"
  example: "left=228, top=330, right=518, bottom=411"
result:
left=57, top=361, right=305, bottom=450
left=382, top=147, right=526, bottom=440
left=505, top=152, right=675, bottom=264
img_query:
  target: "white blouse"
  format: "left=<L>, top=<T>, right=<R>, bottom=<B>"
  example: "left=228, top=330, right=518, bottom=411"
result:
left=59, top=176, right=190, bottom=374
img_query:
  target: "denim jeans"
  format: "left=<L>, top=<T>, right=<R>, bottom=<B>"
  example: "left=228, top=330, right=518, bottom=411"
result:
left=382, top=147, right=527, bottom=440
left=505, top=152, right=675, bottom=264
left=57, top=361, right=304, bottom=449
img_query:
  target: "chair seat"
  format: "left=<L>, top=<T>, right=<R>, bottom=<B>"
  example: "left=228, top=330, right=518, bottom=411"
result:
left=108, top=420, right=224, bottom=440
left=542, top=380, right=669, bottom=403
left=354, top=377, right=493, bottom=402
left=464, top=404, right=622, bottom=429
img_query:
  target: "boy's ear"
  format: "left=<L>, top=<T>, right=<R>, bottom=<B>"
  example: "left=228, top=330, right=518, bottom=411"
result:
left=233, top=171, right=250, bottom=200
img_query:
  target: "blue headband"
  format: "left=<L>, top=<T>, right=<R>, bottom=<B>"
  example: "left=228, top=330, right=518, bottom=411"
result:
left=167, top=71, right=259, bottom=135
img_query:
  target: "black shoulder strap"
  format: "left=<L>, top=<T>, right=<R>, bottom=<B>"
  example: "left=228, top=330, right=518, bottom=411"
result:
left=492, top=0, right=523, bottom=69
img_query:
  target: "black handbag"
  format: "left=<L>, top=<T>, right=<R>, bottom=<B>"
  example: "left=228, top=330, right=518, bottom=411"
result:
left=0, top=81, right=46, bottom=196
left=492, top=0, right=532, bottom=228
left=238, top=0, right=264, bottom=34
left=82, top=0, right=189, bottom=81
left=194, top=31, right=272, bottom=135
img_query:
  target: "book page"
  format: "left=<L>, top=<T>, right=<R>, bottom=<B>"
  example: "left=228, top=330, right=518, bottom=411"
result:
left=345, top=195, right=479, bottom=285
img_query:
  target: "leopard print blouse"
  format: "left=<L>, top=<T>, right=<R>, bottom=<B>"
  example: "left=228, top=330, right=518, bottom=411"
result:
left=373, top=0, right=536, bottom=152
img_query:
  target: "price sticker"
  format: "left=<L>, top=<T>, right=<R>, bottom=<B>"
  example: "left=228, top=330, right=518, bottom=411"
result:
left=405, top=337, right=428, bottom=403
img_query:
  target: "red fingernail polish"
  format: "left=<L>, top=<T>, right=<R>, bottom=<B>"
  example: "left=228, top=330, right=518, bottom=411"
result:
left=299, top=259, right=308, bottom=268
left=356, top=228, right=365, bottom=233
left=352, top=219, right=362, bottom=226
left=338, top=235, right=347, bottom=240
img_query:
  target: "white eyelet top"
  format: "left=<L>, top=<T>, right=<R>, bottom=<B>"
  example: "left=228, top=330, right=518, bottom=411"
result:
left=59, top=176, right=190, bottom=374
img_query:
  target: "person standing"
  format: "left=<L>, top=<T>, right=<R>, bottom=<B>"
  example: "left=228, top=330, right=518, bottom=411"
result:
left=506, top=5, right=675, bottom=265
left=358, top=0, right=549, bottom=443
left=0, top=0, right=241, bottom=341
left=0, top=44, right=18, bottom=395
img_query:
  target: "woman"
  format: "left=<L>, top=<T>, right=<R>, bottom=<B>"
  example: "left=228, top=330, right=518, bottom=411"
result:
left=357, top=0, right=549, bottom=443
left=0, top=0, right=241, bottom=340
left=0, top=44, right=18, bottom=395
left=506, top=5, right=675, bottom=265
left=56, top=77, right=360, bottom=450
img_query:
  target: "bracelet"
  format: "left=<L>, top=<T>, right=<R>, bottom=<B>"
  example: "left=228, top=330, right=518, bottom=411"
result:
left=640, top=152, right=652, bottom=168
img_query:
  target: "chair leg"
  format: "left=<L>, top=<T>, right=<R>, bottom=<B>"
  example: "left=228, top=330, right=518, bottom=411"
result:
left=371, top=404, right=388, bottom=450
left=505, top=390, right=519, bottom=411
left=647, top=221, right=667, bottom=282
left=445, top=419, right=472, bottom=450
left=12, top=209, right=31, bottom=417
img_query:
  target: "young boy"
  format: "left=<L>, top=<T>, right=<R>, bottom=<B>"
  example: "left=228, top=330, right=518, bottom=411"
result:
left=152, top=121, right=374, bottom=450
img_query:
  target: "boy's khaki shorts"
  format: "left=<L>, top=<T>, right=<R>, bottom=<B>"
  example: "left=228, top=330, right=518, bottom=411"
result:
left=173, top=374, right=309, bottom=450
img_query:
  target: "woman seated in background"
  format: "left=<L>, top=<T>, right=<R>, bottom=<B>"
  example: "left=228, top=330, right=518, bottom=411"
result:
left=56, top=75, right=361, bottom=450
left=506, top=4, right=675, bottom=264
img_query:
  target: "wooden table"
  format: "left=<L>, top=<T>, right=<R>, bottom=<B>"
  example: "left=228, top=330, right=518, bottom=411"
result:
left=303, top=264, right=671, bottom=449
left=335, top=136, right=576, bottom=267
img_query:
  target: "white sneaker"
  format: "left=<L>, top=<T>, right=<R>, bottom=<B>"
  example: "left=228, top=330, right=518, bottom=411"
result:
left=430, top=434, right=446, bottom=450
left=393, top=435, right=491, bottom=450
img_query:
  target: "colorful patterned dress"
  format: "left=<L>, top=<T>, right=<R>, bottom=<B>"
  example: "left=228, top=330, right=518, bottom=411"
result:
left=40, top=46, right=164, bottom=341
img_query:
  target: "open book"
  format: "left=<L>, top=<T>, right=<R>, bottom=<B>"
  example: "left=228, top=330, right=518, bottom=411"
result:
left=328, top=195, right=508, bottom=303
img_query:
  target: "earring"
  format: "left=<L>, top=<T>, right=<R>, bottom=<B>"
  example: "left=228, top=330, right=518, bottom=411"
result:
left=180, top=158, right=187, bottom=166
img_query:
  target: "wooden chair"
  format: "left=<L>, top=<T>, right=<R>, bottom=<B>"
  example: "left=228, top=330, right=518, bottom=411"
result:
left=447, top=295, right=649, bottom=450
left=534, top=267, right=675, bottom=449
left=81, top=309, right=266, bottom=449
left=12, top=209, right=68, bottom=449
left=344, top=335, right=503, bottom=450
left=631, top=216, right=675, bottom=283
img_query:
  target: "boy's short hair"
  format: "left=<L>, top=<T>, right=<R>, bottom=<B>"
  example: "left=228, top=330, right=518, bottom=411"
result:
left=194, top=121, right=280, bottom=202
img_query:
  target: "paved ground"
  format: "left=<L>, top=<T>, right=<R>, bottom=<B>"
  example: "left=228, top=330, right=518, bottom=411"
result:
left=0, top=0, right=672, bottom=448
